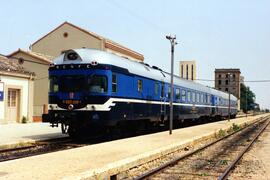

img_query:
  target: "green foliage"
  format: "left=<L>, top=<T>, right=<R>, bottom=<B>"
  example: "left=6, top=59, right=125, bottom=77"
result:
left=217, top=129, right=226, bottom=138
left=232, top=123, right=240, bottom=131
left=240, top=84, right=257, bottom=113
left=219, top=159, right=228, bottom=165
left=21, top=116, right=28, bottom=123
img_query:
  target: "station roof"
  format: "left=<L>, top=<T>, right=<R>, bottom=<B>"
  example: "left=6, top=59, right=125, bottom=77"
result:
left=0, top=56, right=35, bottom=78
left=8, top=49, right=53, bottom=64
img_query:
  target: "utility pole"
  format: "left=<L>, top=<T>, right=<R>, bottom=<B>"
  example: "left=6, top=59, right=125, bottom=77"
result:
left=227, top=73, right=232, bottom=121
left=166, top=35, right=177, bottom=135
left=246, top=87, right=248, bottom=118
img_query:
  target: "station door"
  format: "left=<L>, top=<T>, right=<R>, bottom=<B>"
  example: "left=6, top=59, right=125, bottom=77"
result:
left=6, top=89, right=20, bottom=123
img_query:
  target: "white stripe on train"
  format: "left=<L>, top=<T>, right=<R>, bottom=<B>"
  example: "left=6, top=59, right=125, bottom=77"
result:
left=48, top=98, right=238, bottom=111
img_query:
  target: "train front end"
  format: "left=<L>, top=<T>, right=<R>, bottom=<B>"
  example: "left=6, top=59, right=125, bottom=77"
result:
left=42, top=49, right=111, bottom=136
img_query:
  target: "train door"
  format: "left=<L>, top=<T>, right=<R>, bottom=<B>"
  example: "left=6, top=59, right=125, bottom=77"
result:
left=160, top=82, right=166, bottom=121
left=211, top=95, right=217, bottom=116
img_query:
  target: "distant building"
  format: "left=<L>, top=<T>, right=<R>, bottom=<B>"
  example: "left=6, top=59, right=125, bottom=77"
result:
left=0, top=56, right=35, bottom=124
left=215, top=68, right=241, bottom=109
left=7, top=21, right=144, bottom=121
left=179, top=61, right=196, bottom=81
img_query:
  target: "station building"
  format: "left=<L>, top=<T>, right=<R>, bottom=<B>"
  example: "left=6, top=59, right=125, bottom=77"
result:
left=0, top=56, right=35, bottom=124
left=8, top=21, right=144, bottom=122
left=29, top=21, right=144, bottom=62
left=179, top=61, right=196, bottom=81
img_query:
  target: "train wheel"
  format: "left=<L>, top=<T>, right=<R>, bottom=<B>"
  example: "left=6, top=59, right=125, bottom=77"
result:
left=67, top=126, right=79, bottom=138
left=61, top=123, right=69, bottom=134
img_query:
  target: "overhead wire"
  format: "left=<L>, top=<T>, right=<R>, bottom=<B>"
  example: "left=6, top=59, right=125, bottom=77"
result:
left=103, top=0, right=168, bottom=36
left=196, top=79, right=270, bottom=83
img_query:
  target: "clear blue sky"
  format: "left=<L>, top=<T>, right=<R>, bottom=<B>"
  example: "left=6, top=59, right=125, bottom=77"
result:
left=1, top=0, right=270, bottom=109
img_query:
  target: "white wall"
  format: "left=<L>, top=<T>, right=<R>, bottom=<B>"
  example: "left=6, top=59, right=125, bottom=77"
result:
left=0, top=75, right=32, bottom=124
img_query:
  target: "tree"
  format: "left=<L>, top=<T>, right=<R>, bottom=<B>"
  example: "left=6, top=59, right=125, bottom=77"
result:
left=240, top=83, right=256, bottom=113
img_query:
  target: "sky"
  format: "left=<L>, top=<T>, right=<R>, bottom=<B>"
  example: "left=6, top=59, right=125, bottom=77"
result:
left=0, top=0, right=270, bottom=109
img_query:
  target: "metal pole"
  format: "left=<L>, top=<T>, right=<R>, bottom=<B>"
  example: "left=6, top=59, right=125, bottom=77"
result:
left=228, top=92, right=231, bottom=121
left=246, top=87, right=248, bottom=118
left=227, top=73, right=231, bottom=121
left=166, top=35, right=177, bottom=135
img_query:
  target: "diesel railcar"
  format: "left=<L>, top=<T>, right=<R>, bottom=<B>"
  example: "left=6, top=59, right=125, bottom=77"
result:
left=42, top=48, right=238, bottom=136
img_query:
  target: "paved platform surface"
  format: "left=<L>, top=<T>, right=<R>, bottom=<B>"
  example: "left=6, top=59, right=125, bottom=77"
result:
left=0, top=114, right=268, bottom=180
left=0, top=123, right=67, bottom=149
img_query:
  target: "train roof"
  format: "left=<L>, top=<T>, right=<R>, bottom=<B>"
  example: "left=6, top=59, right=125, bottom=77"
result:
left=52, top=48, right=237, bottom=101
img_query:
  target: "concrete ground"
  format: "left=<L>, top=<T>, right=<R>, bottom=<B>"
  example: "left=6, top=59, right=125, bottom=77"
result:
left=0, top=123, right=67, bottom=149
left=0, top=114, right=268, bottom=180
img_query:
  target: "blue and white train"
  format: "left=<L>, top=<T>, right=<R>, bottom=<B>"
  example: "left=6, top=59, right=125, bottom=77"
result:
left=42, top=48, right=238, bottom=136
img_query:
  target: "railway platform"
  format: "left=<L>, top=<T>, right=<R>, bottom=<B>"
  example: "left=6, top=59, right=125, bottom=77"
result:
left=0, top=114, right=268, bottom=180
left=0, top=123, right=67, bottom=149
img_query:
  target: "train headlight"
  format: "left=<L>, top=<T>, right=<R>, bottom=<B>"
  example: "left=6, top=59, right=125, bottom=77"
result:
left=68, top=104, right=74, bottom=110
left=91, top=61, right=98, bottom=66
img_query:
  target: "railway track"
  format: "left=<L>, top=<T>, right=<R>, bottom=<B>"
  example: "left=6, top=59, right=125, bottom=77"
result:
left=0, top=119, right=207, bottom=163
left=0, top=136, right=100, bottom=162
left=130, top=115, right=270, bottom=180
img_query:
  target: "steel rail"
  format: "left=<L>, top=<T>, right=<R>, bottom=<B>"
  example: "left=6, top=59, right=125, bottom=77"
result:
left=0, top=137, right=73, bottom=162
left=0, top=134, right=106, bottom=162
left=133, top=115, right=270, bottom=180
left=0, top=137, right=71, bottom=153
left=218, top=117, right=270, bottom=180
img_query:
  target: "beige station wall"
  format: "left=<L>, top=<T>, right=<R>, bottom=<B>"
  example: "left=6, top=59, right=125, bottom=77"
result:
left=0, top=75, right=34, bottom=124
left=31, top=23, right=103, bottom=57
left=10, top=53, right=49, bottom=118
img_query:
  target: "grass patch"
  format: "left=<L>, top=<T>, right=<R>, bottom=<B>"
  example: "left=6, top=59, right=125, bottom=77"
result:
left=198, top=172, right=209, bottom=176
left=232, top=123, right=240, bottom=131
left=219, top=159, right=228, bottom=165
left=216, top=129, right=226, bottom=138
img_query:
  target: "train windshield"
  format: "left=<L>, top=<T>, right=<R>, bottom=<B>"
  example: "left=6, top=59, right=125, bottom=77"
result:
left=87, top=75, right=107, bottom=93
left=60, top=75, right=86, bottom=92
left=49, top=76, right=59, bottom=93
left=49, top=75, right=108, bottom=93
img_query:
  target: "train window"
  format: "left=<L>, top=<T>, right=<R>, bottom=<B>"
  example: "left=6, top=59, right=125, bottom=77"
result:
left=192, top=92, right=195, bottom=103
left=187, top=91, right=191, bottom=102
left=168, top=87, right=171, bottom=99
left=87, top=75, right=108, bottom=93
left=181, top=89, right=186, bottom=102
left=197, top=93, right=200, bottom=103
left=154, top=82, right=159, bottom=95
left=161, top=82, right=164, bottom=97
left=176, top=88, right=180, bottom=99
left=112, top=74, right=117, bottom=93
left=49, top=76, right=59, bottom=93
left=138, top=79, right=143, bottom=92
